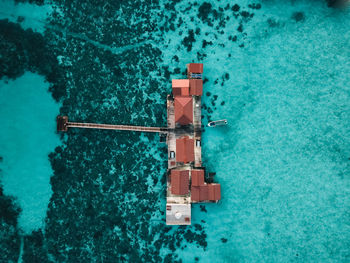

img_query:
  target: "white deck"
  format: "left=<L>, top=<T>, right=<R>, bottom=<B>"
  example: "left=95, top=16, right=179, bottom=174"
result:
left=166, top=203, right=191, bottom=225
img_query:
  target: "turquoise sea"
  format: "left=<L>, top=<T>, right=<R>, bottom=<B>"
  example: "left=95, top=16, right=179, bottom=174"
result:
left=0, top=0, right=349, bottom=262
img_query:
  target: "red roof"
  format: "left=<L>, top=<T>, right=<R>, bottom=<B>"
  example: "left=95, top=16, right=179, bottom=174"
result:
left=191, top=184, right=221, bottom=202
left=174, top=97, right=193, bottom=125
left=187, top=63, right=203, bottom=73
left=176, top=136, right=194, bottom=163
left=171, top=170, right=189, bottom=195
left=172, top=79, right=190, bottom=96
left=173, top=79, right=190, bottom=88
left=199, top=185, right=209, bottom=201
left=191, top=169, right=205, bottom=186
left=189, top=79, right=203, bottom=96
left=208, top=184, right=221, bottom=201
left=191, top=186, right=200, bottom=202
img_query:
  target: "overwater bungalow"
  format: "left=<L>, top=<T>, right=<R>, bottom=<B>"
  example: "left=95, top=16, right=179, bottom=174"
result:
left=57, top=63, right=221, bottom=226
left=166, top=63, right=221, bottom=225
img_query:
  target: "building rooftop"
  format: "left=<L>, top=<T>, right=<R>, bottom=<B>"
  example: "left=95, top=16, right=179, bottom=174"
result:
left=191, top=183, right=221, bottom=202
left=208, top=184, right=221, bottom=201
left=166, top=203, right=191, bottom=225
left=176, top=136, right=194, bottom=163
left=170, top=170, right=189, bottom=195
left=191, top=186, right=200, bottom=202
left=187, top=63, right=203, bottom=74
left=191, top=169, right=205, bottom=186
left=172, top=79, right=190, bottom=97
left=172, top=79, right=203, bottom=96
left=174, top=96, right=193, bottom=125
left=199, top=185, right=209, bottom=201
left=189, top=79, right=203, bottom=96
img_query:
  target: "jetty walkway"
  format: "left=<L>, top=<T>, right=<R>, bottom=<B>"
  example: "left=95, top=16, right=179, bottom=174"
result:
left=57, top=116, right=167, bottom=133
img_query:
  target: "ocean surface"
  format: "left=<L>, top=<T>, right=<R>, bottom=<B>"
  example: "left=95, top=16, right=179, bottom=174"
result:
left=0, top=0, right=349, bottom=262
left=0, top=73, right=60, bottom=234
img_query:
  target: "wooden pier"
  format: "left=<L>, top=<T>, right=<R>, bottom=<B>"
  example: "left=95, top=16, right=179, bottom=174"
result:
left=57, top=116, right=167, bottom=133
left=67, top=122, right=167, bottom=133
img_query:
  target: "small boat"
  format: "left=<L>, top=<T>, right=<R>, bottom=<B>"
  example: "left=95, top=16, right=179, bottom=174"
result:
left=207, top=119, right=228, bottom=127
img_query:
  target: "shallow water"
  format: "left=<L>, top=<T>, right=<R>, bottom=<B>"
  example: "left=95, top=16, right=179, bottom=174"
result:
left=0, top=72, right=60, bottom=234
left=160, top=1, right=350, bottom=262
left=0, top=0, right=52, bottom=33
left=0, top=0, right=349, bottom=262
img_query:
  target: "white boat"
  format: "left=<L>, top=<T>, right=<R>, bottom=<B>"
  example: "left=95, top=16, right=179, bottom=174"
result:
left=207, top=119, right=228, bottom=127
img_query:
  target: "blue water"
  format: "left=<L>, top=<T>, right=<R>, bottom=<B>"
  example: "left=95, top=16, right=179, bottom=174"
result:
left=0, top=0, right=349, bottom=262
left=176, top=2, right=350, bottom=262
left=0, top=72, right=61, bottom=234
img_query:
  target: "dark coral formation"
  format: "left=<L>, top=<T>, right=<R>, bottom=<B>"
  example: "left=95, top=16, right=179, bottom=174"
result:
left=0, top=19, right=65, bottom=101
left=15, top=0, right=44, bottom=5
left=292, top=12, right=305, bottom=22
left=326, top=0, right=350, bottom=7
left=198, top=2, right=216, bottom=26
left=182, top=29, right=196, bottom=51
left=221, top=238, right=228, bottom=243
left=0, top=183, right=21, bottom=262
left=22, top=230, right=48, bottom=261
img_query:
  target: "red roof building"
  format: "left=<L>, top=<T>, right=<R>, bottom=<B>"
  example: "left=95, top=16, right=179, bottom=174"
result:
left=170, top=170, right=189, bottom=195
left=191, top=186, right=200, bottom=202
left=172, top=79, right=190, bottom=96
left=174, top=97, right=193, bottom=125
left=172, top=79, right=202, bottom=96
left=189, top=79, right=203, bottom=96
left=208, top=184, right=221, bottom=201
left=176, top=136, right=194, bottom=163
left=191, top=184, right=221, bottom=202
left=187, top=63, right=203, bottom=74
left=199, top=185, right=209, bottom=201
left=191, top=169, right=205, bottom=186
